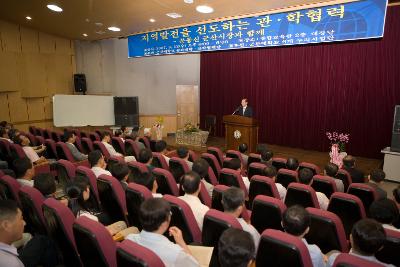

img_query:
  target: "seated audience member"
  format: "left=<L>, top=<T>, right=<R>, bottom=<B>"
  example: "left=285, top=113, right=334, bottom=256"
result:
left=138, top=148, right=155, bottom=172
left=260, top=149, right=273, bottom=167
left=367, top=169, right=387, bottom=200
left=394, top=186, right=400, bottom=205
left=298, top=168, right=329, bottom=210
left=263, top=166, right=286, bottom=201
left=130, top=172, right=162, bottom=198
left=64, top=130, right=88, bottom=161
left=120, top=125, right=130, bottom=138
left=282, top=205, right=326, bottom=267
left=342, top=155, right=365, bottom=183
left=143, top=128, right=152, bottom=140
left=324, top=163, right=344, bottom=192
left=286, top=157, right=299, bottom=171
left=155, top=140, right=170, bottom=165
left=110, top=162, right=130, bottom=190
left=227, top=158, right=250, bottom=191
left=126, top=198, right=199, bottom=267
left=8, top=129, right=20, bottom=144
left=113, top=130, right=125, bottom=143
left=179, top=171, right=209, bottom=230
left=369, top=199, right=400, bottom=232
left=222, top=187, right=260, bottom=249
left=0, top=200, right=26, bottom=267
left=238, top=143, right=249, bottom=168
left=15, top=134, right=47, bottom=165
left=33, top=173, right=58, bottom=197
left=177, top=146, right=193, bottom=169
left=0, top=126, right=13, bottom=143
left=13, top=158, right=35, bottom=187
left=192, top=158, right=214, bottom=197
left=88, top=150, right=111, bottom=177
left=129, top=131, right=145, bottom=150
left=218, top=228, right=255, bottom=267
left=101, top=131, right=136, bottom=162
left=327, top=219, right=395, bottom=267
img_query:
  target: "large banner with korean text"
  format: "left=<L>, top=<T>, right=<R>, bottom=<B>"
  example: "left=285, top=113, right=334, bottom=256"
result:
left=128, top=0, right=387, bottom=58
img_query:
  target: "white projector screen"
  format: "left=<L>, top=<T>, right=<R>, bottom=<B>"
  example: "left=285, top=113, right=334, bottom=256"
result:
left=53, top=95, right=115, bottom=127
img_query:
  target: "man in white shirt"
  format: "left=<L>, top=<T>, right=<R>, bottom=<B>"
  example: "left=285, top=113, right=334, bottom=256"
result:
left=227, top=158, right=250, bottom=192
left=155, top=140, right=170, bottom=166
left=177, top=147, right=193, bottom=170
left=222, top=187, right=260, bottom=250
left=263, top=166, right=287, bottom=201
left=192, top=159, right=214, bottom=197
left=130, top=172, right=162, bottom=198
left=298, top=168, right=329, bottom=210
left=14, top=158, right=35, bottom=187
left=101, top=132, right=136, bottom=162
left=324, top=163, right=344, bottom=192
left=15, top=135, right=47, bottom=165
left=126, top=198, right=199, bottom=267
left=179, top=171, right=209, bottom=230
left=88, top=150, right=111, bottom=178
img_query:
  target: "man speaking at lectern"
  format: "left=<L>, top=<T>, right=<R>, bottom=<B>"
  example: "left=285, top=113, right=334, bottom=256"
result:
left=233, top=98, right=253, bottom=117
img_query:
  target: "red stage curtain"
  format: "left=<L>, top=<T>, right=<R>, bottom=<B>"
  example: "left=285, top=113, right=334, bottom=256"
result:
left=200, top=6, right=400, bottom=158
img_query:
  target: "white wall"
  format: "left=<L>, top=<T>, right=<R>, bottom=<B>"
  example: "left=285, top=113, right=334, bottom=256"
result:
left=74, top=38, right=200, bottom=114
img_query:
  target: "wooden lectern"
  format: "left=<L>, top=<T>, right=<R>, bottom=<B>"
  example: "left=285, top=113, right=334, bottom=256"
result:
left=223, top=115, right=259, bottom=152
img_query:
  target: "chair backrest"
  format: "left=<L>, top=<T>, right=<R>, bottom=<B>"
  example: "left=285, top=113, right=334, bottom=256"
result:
left=201, top=153, right=222, bottom=177
left=152, top=168, right=179, bottom=196
left=347, top=183, right=378, bottom=216
left=151, top=152, right=169, bottom=170
left=207, top=147, right=224, bottom=166
left=57, top=159, right=77, bottom=187
left=248, top=162, right=266, bottom=179
left=198, top=182, right=212, bottom=207
left=71, top=129, right=81, bottom=138
left=211, top=185, right=230, bottom=212
left=107, top=156, right=125, bottom=172
left=247, top=153, right=261, bottom=168
left=188, top=150, right=197, bottom=162
left=128, top=161, right=149, bottom=180
left=139, top=137, right=151, bottom=149
left=312, top=175, right=337, bottom=199
left=219, top=168, right=248, bottom=197
left=56, top=142, right=76, bottom=162
left=111, top=137, right=125, bottom=155
left=81, top=137, right=94, bottom=153
left=97, top=174, right=128, bottom=224
left=80, top=131, right=88, bottom=138
left=248, top=175, right=280, bottom=207
left=89, top=132, right=101, bottom=142
left=305, top=207, right=349, bottom=254
left=125, top=183, right=153, bottom=229
left=327, top=192, right=366, bottom=238
left=332, top=253, right=386, bottom=267
left=271, top=157, right=287, bottom=171
left=226, top=150, right=244, bottom=166
left=74, top=136, right=85, bottom=154
left=337, top=169, right=352, bottom=191
left=285, top=183, right=320, bottom=209
left=163, top=195, right=202, bottom=244
left=93, top=141, right=111, bottom=160
left=276, top=168, right=298, bottom=188
left=25, top=132, right=38, bottom=146
left=125, top=139, right=140, bottom=159
left=29, top=125, right=36, bottom=135
left=18, top=186, right=47, bottom=234
left=376, top=228, right=400, bottom=266
left=205, top=166, right=218, bottom=186
left=0, top=175, right=21, bottom=204
left=222, top=157, right=233, bottom=168
left=73, top=216, right=117, bottom=267
left=116, top=240, right=165, bottom=267
left=35, top=135, right=45, bottom=145
left=36, top=127, right=45, bottom=137
left=51, top=131, right=63, bottom=142
left=75, top=166, right=101, bottom=208
left=250, top=195, right=286, bottom=233
left=0, top=139, right=11, bottom=154
left=42, top=198, right=82, bottom=267
left=44, top=139, right=58, bottom=159
left=10, top=143, right=27, bottom=159
left=256, top=229, right=313, bottom=267
left=169, top=157, right=190, bottom=183
left=299, top=162, right=321, bottom=176
left=43, top=129, right=52, bottom=139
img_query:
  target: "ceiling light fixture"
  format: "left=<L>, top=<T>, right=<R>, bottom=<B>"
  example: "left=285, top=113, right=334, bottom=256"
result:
left=166, top=12, right=182, bottom=19
left=108, top=26, right=121, bottom=32
left=82, top=33, right=88, bottom=37
left=196, top=5, right=214, bottom=14
left=184, top=0, right=194, bottom=3
left=47, top=4, right=63, bottom=12
left=149, top=18, right=156, bottom=23
left=26, top=16, right=32, bottom=20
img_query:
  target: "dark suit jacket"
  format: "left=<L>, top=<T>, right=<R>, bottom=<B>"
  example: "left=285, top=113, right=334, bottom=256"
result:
left=237, top=106, right=253, bottom=117
left=343, top=167, right=365, bottom=183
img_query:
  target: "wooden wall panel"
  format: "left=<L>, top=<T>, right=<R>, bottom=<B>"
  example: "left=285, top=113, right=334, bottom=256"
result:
left=55, top=37, right=71, bottom=54
left=45, top=54, right=57, bottom=95
left=26, top=98, right=45, bottom=121
left=0, top=51, right=19, bottom=92
left=18, top=53, right=48, bottom=97
left=55, top=54, right=73, bottom=94
left=20, top=27, right=39, bottom=53
left=38, top=32, right=56, bottom=54
left=7, top=91, right=28, bottom=122
left=0, top=21, right=21, bottom=52
left=43, top=97, right=53, bottom=119
left=0, top=93, right=10, bottom=122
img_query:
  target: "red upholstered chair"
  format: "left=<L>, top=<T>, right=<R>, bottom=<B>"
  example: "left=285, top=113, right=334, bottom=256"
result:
left=126, top=183, right=153, bottom=229
left=111, top=137, right=125, bottom=155
left=29, top=125, right=36, bottom=135
left=312, top=175, right=337, bottom=199
left=74, top=136, right=85, bottom=154
left=51, top=131, right=63, bottom=142
left=97, top=174, right=128, bottom=224
left=248, top=175, right=280, bottom=207
left=222, top=157, right=233, bottom=168
left=36, top=127, right=45, bottom=137
left=256, top=229, right=313, bottom=267
left=327, top=192, right=366, bottom=238
left=219, top=168, right=248, bottom=196
left=43, top=129, right=52, bottom=139
left=0, top=175, right=21, bottom=205
left=81, top=137, right=94, bottom=153
left=376, top=228, right=400, bottom=266
left=56, top=142, right=89, bottom=167
left=250, top=195, right=286, bottom=233
left=247, top=153, right=261, bottom=168
left=276, top=168, right=298, bottom=188
left=107, top=156, right=125, bottom=172
left=116, top=239, right=165, bottom=267
left=169, top=157, right=190, bottom=183
left=226, top=150, right=244, bottom=166
left=332, top=253, right=385, bottom=267
left=305, top=207, right=349, bottom=253
left=71, top=129, right=81, bottom=138
left=128, top=161, right=149, bottom=180
left=207, top=147, right=224, bottom=166
left=248, top=162, right=267, bottom=180
left=347, top=183, right=378, bottom=216
left=299, top=162, right=321, bottom=176
left=57, top=159, right=76, bottom=187
left=152, top=152, right=169, bottom=170
left=152, top=168, right=179, bottom=196
left=73, top=216, right=117, bottom=267
left=89, top=132, right=101, bottom=142
left=35, top=135, right=45, bottom=145
left=285, top=183, right=320, bottom=209
left=188, top=150, right=198, bottom=162
left=18, top=186, right=47, bottom=234
left=337, top=169, right=352, bottom=191
left=0, top=139, right=11, bottom=155
left=75, top=166, right=101, bottom=209
left=42, top=198, right=82, bottom=267
left=44, top=139, right=58, bottom=159
left=124, top=139, right=140, bottom=159
left=10, top=144, right=51, bottom=175
left=271, top=157, right=287, bottom=171
left=201, top=153, right=222, bottom=178
left=25, top=132, right=38, bottom=146
left=206, top=166, right=218, bottom=186
left=163, top=195, right=202, bottom=244
left=93, top=141, right=111, bottom=160
left=198, top=182, right=212, bottom=208
left=139, top=137, right=151, bottom=149
left=80, top=131, right=88, bottom=138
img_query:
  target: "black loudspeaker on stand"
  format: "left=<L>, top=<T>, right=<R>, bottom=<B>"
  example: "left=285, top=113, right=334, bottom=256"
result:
left=391, top=105, right=400, bottom=152
left=74, top=74, right=87, bottom=94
